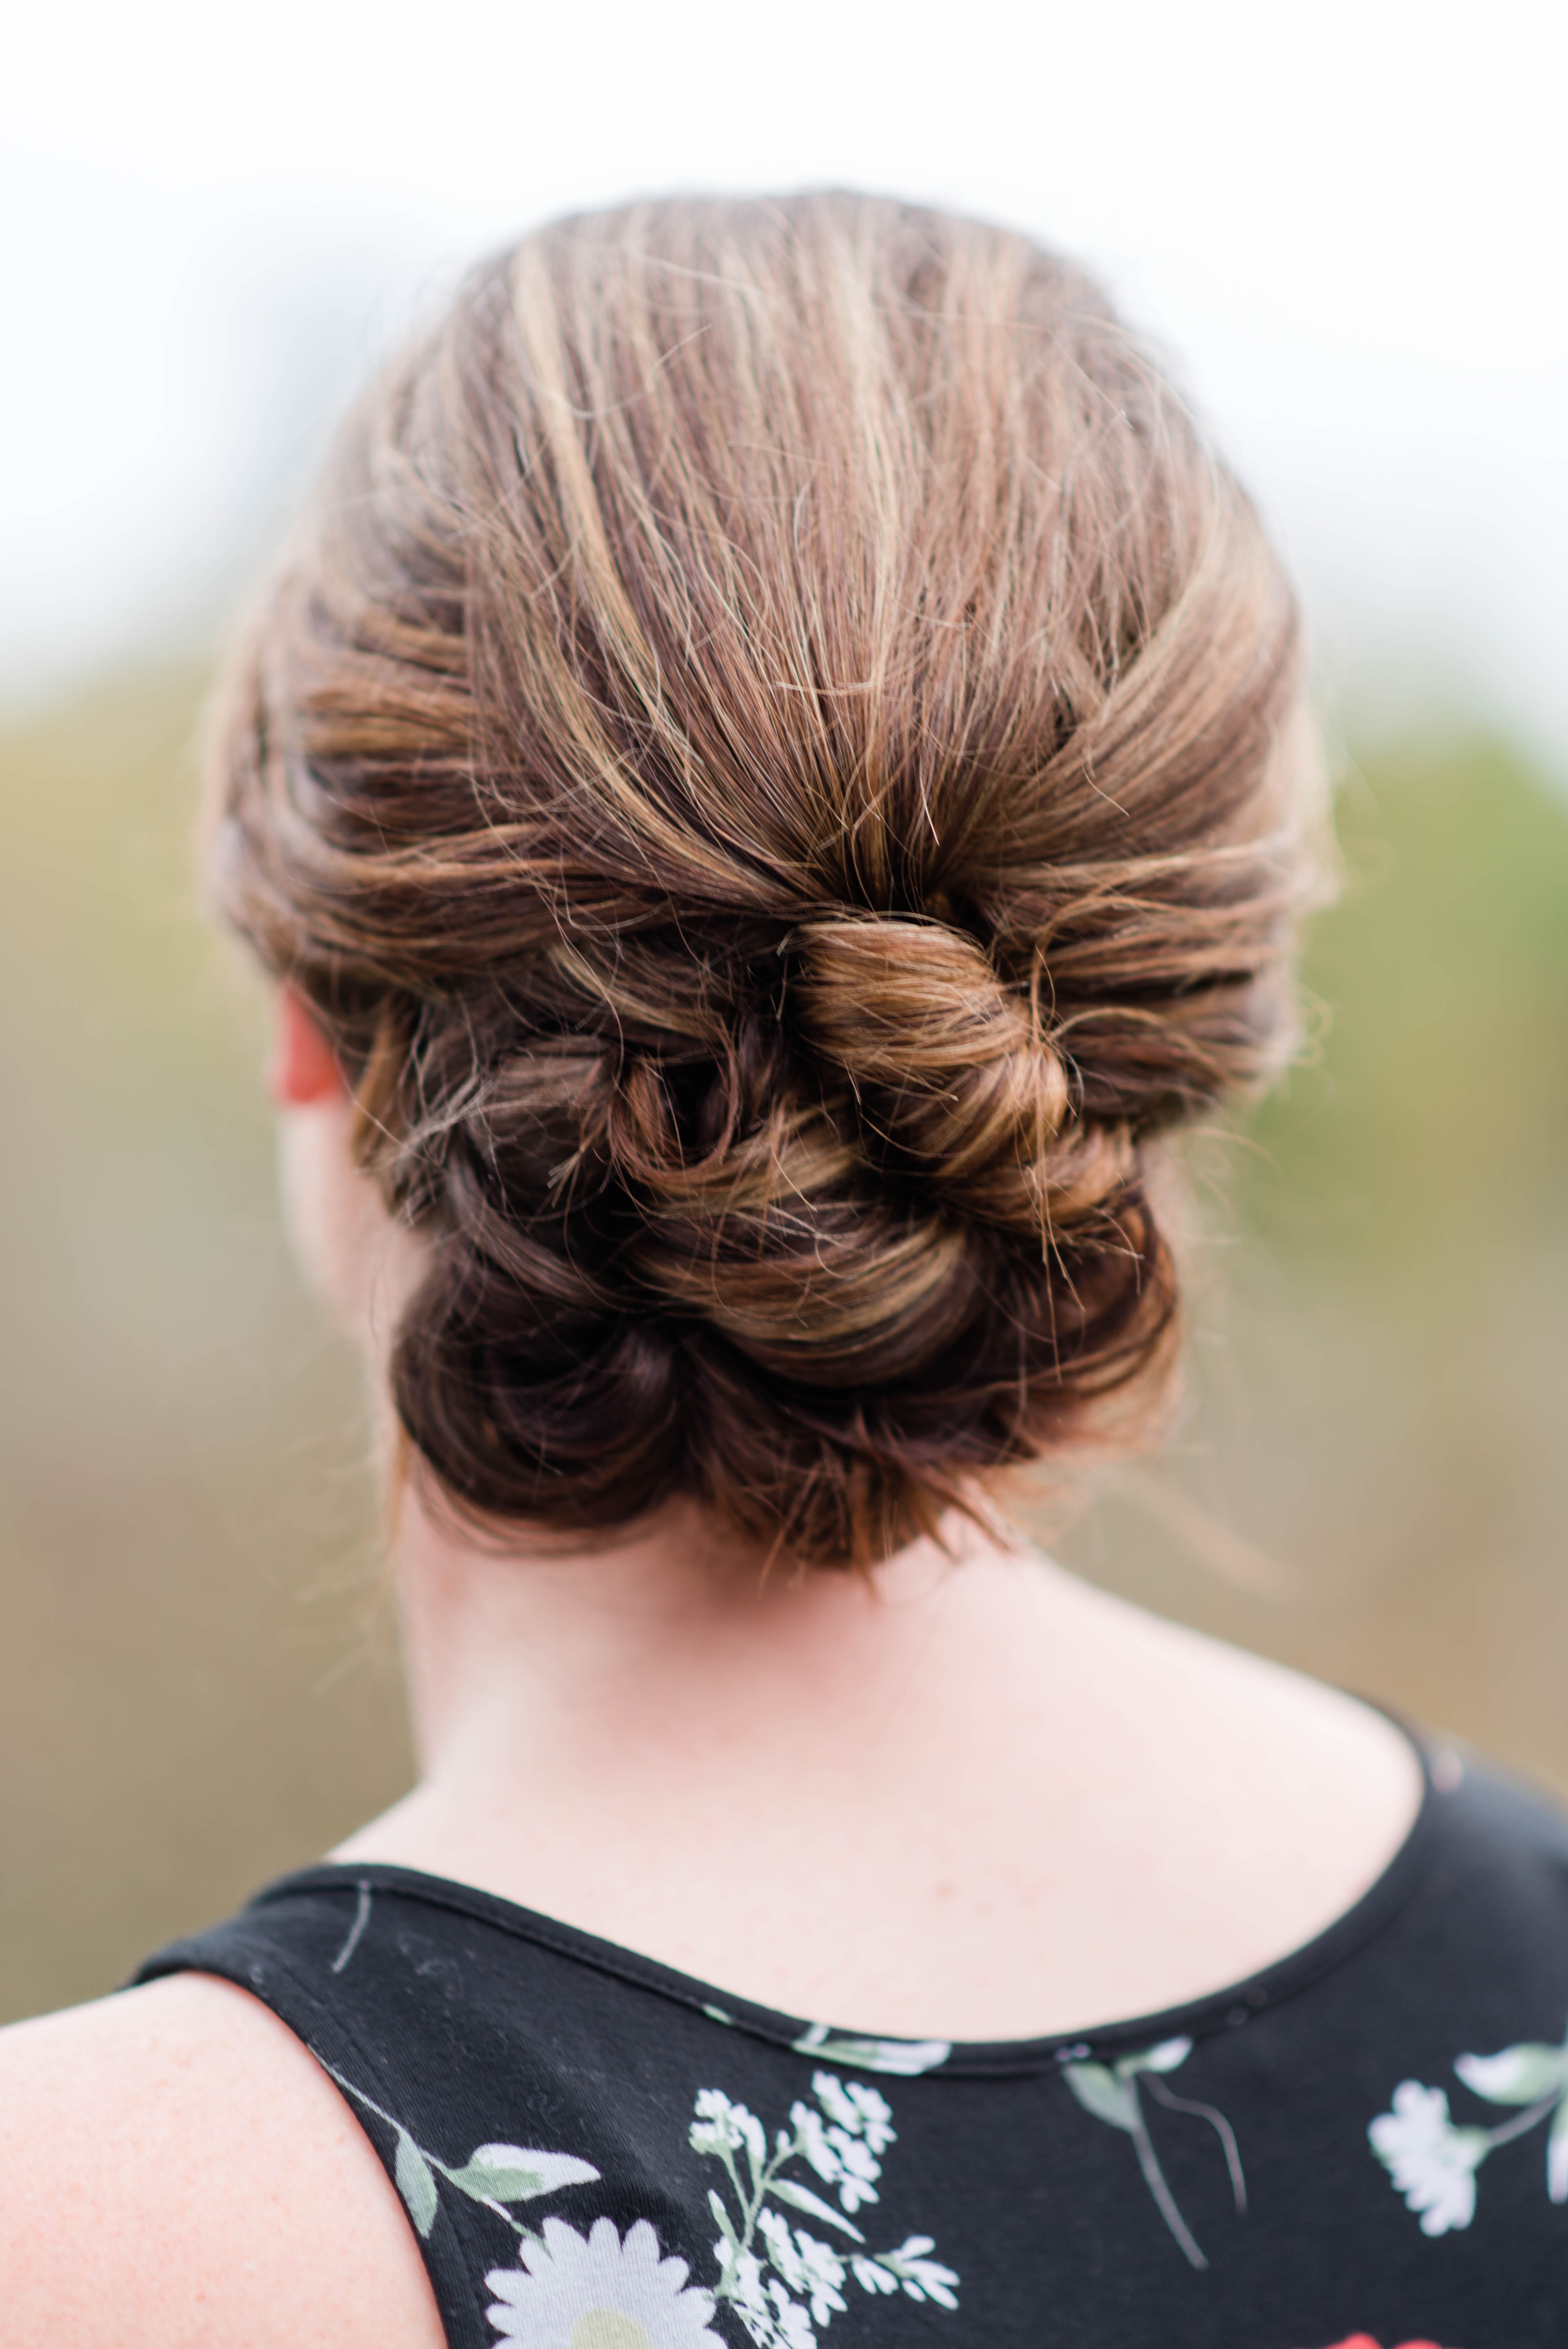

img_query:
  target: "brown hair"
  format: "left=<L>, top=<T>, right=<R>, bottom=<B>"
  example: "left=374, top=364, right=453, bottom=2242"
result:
left=211, top=191, right=1310, bottom=1568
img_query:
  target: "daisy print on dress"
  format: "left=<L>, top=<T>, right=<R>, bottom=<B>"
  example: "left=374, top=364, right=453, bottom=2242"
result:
left=319, top=2060, right=599, bottom=2244
left=1371, top=2012, right=1568, bottom=2235
left=486, top=2215, right=722, bottom=2349
left=691, top=2073, right=959, bottom=2348
left=1060, top=2036, right=1246, bottom=2270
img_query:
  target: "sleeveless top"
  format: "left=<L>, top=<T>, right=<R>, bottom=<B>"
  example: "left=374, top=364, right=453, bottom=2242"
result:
left=134, top=1736, right=1568, bottom=2349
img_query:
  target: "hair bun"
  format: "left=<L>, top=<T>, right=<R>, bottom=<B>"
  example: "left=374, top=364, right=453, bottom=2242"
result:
left=211, top=192, right=1310, bottom=1567
left=791, top=914, right=1072, bottom=1233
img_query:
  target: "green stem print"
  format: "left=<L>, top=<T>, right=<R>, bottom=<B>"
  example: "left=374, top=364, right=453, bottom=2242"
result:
left=1061, top=2037, right=1246, bottom=2271
left=329, top=1879, right=373, bottom=1975
left=321, top=2062, right=600, bottom=2245
left=1370, top=2014, right=1568, bottom=2236
left=690, top=2073, right=959, bottom=2348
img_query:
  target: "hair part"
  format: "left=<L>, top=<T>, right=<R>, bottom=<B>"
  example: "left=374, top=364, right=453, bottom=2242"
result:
left=210, top=191, right=1312, bottom=1569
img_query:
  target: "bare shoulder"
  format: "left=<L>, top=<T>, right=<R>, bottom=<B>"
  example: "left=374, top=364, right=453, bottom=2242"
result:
left=0, top=1972, right=444, bottom=2349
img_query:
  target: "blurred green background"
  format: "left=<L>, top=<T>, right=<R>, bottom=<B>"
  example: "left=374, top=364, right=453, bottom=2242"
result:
left=2, top=667, right=1566, bottom=2025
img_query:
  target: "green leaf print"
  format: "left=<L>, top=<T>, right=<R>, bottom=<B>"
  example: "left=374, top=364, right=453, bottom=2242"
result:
left=1062, top=2062, right=1141, bottom=2132
left=320, top=2061, right=600, bottom=2247
left=445, top=2144, right=602, bottom=2204
left=1548, top=2096, right=1568, bottom=2203
left=1060, top=2039, right=1245, bottom=2272
left=707, top=2187, right=743, bottom=2252
left=1454, top=2042, right=1568, bottom=2104
left=768, top=2176, right=867, bottom=2238
left=395, top=2129, right=440, bottom=2238
left=1119, top=2037, right=1195, bottom=2077
left=789, top=2022, right=951, bottom=2077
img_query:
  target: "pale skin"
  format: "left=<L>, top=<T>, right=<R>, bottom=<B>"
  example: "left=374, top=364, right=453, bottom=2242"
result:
left=0, top=988, right=1422, bottom=2347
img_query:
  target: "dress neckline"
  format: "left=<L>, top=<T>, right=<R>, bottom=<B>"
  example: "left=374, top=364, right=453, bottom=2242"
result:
left=249, top=1715, right=1452, bottom=2080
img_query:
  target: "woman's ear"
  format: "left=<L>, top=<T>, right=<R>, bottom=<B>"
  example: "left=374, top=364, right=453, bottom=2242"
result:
left=268, top=987, right=346, bottom=1107
left=269, top=986, right=400, bottom=1333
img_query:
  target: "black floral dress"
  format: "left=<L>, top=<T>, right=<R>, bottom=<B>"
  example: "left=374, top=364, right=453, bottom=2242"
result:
left=136, top=1736, right=1568, bottom=2348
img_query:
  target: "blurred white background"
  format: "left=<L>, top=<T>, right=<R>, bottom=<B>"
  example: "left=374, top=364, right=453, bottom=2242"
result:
left=4, top=0, right=1564, bottom=762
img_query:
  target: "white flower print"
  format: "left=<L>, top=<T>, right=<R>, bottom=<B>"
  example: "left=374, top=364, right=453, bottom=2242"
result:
left=789, top=2104, right=842, bottom=2189
left=1368, top=2082, right=1491, bottom=2236
left=853, top=2238, right=960, bottom=2309
left=693, top=2091, right=769, bottom=2174
left=716, top=2246, right=815, bottom=2349
left=485, top=2215, right=722, bottom=2348
left=691, top=2071, right=959, bottom=2346
left=786, top=2107, right=880, bottom=2217
left=1369, top=2017, right=1568, bottom=2238
left=756, top=2212, right=848, bottom=2324
left=810, top=2078, right=895, bottom=2160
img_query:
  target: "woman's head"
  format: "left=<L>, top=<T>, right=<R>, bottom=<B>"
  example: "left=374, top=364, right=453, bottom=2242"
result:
left=213, top=191, right=1312, bottom=1569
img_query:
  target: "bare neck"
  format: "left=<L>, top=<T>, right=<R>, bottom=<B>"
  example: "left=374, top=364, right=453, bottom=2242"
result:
left=335, top=1488, right=1422, bottom=2041
left=389, top=1488, right=1027, bottom=1804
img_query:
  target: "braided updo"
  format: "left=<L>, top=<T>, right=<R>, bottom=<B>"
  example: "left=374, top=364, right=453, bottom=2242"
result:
left=212, top=193, right=1313, bottom=1567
